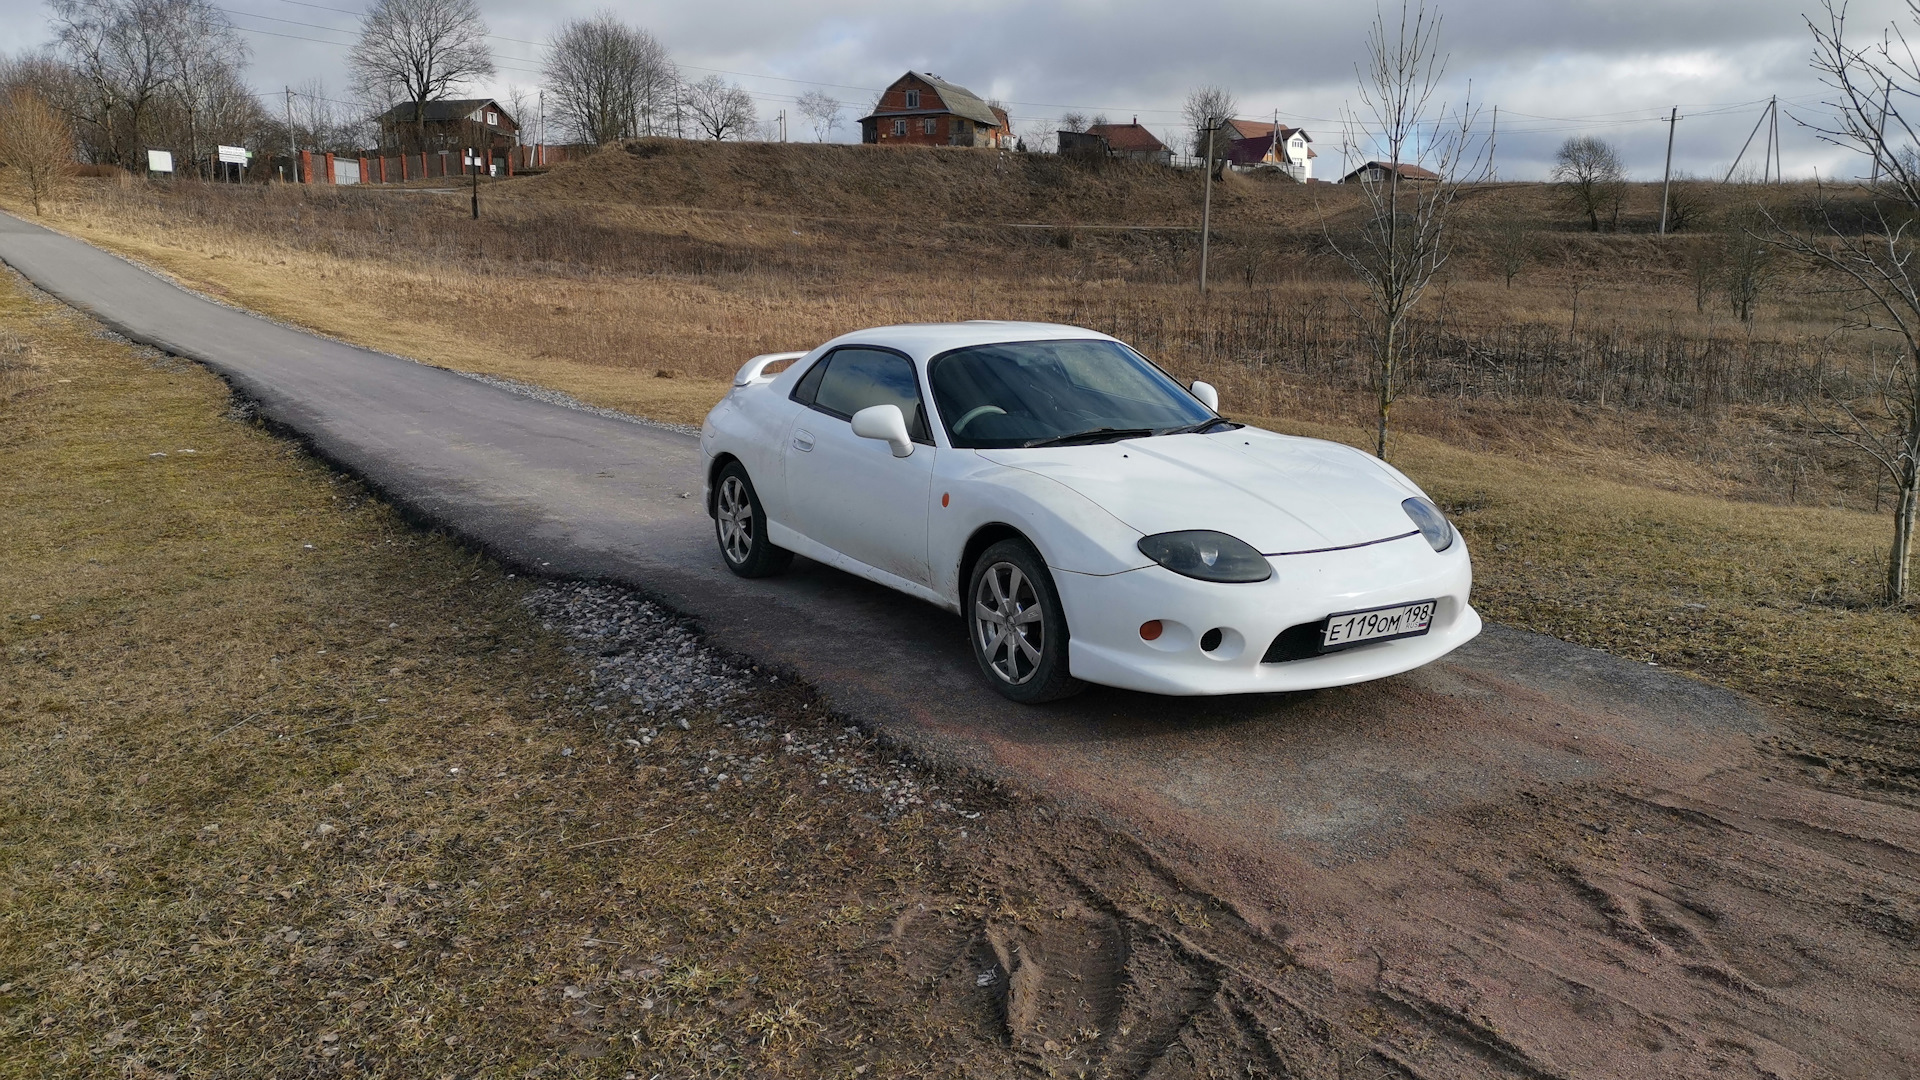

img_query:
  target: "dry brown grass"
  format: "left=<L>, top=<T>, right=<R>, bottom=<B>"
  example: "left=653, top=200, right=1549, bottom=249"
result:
left=0, top=274, right=1032, bottom=1076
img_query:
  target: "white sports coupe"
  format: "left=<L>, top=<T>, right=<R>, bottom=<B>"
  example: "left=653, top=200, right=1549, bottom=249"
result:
left=700, top=322, right=1481, bottom=702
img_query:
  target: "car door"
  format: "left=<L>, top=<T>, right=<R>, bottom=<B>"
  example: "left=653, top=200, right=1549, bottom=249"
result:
left=784, top=347, right=937, bottom=585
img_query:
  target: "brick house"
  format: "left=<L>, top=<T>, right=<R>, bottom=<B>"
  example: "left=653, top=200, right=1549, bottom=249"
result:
left=374, top=98, right=520, bottom=154
left=1058, top=118, right=1172, bottom=165
left=1219, top=119, right=1315, bottom=180
left=860, top=72, right=1010, bottom=148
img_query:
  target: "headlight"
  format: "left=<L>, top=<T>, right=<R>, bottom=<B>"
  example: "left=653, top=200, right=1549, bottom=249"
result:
left=1402, top=498, right=1454, bottom=552
left=1137, top=530, right=1272, bottom=583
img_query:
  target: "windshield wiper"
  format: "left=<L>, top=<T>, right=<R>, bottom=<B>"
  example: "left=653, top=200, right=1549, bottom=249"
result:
left=1158, top=417, right=1239, bottom=436
left=1023, top=427, right=1157, bottom=448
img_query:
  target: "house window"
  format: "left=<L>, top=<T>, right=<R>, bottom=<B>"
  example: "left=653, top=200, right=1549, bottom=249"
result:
left=893, top=119, right=906, bottom=137
left=923, top=117, right=937, bottom=136
left=486, top=111, right=497, bottom=126
left=905, top=89, right=920, bottom=108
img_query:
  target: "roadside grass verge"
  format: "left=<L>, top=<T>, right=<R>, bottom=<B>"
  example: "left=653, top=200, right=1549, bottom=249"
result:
left=0, top=275, right=1003, bottom=1076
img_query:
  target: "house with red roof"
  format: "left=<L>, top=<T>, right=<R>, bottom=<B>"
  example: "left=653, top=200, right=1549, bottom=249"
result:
left=1219, top=118, right=1315, bottom=181
left=1058, top=118, right=1173, bottom=165
left=860, top=72, right=1010, bottom=148
left=1341, top=160, right=1442, bottom=184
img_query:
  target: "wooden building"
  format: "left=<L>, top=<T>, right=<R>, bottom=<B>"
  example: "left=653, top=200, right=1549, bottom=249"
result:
left=373, top=98, right=520, bottom=155
left=1059, top=118, right=1173, bottom=165
left=860, top=72, right=1010, bottom=149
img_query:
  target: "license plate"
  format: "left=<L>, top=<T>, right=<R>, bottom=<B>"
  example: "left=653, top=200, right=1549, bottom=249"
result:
left=1321, top=599, right=1437, bottom=650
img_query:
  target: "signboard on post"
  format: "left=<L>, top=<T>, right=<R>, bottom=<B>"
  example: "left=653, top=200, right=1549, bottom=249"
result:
left=217, top=145, right=248, bottom=165
left=146, top=149, right=174, bottom=174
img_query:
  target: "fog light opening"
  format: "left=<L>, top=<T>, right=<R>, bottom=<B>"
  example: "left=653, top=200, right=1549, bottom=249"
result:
left=1139, top=620, right=1164, bottom=642
left=1200, top=627, right=1224, bottom=653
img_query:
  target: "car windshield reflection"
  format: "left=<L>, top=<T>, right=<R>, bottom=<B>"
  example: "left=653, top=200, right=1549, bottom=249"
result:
left=929, top=339, right=1215, bottom=449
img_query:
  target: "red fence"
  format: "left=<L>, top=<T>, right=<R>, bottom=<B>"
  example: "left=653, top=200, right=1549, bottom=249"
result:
left=293, top=144, right=599, bottom=184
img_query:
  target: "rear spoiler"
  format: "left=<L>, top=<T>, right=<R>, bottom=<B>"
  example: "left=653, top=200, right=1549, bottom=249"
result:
left=733, top=351, right=808, bottom=387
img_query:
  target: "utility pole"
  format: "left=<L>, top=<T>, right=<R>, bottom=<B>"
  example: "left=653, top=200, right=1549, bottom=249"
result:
left=285, top=86, right=295, bottom=182
left=470, top=147, right=479, bottom=220
left=779, top=110, right=787, bottom=142
left=1200, top=117, right=1215, bottom=296
left=537, top=89, right=545, bottom=166
left=1659, top=106, right=1679, bottom=234
left=1489, top=104, right=1497, bottom=180
left=1771, top=95, right=1782, bottom=183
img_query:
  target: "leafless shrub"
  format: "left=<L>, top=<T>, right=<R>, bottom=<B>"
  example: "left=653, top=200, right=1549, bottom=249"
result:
left=0, top=88, right=75, bottom=213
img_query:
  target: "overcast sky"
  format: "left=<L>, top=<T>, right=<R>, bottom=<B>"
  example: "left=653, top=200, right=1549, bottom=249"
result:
left=3, top=0, right=1908, bottom=180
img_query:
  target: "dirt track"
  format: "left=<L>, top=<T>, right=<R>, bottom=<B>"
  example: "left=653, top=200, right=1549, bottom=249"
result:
left=897, top=627, right=1920, bottom=1078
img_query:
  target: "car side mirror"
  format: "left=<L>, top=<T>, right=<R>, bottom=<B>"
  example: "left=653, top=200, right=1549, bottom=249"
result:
left=850, top=404, right=914, bottom=458
left=1190, top=380, right=1220, bottom=412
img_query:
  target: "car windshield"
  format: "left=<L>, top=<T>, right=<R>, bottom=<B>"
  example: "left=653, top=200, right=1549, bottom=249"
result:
left=928, top=339, right=1214, bottom=449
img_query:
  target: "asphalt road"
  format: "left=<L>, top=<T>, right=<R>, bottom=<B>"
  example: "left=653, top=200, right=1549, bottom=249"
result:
left=6, top=209, right=1914, bottom=1078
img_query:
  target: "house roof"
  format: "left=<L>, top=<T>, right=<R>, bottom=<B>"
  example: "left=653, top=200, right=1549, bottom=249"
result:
left=861, top=72, right=1004, bottom=128
left=1344, top=160, right=1441, bottom=182
left=376, top=98, right=515, bottom=127
left=1085, top=122, right=1167, bottom=153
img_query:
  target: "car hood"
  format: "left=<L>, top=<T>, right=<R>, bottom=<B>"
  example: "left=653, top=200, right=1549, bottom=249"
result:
left=978, top=428, right=1422, bottom=554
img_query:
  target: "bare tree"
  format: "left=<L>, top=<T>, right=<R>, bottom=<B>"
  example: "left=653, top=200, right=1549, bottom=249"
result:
left=682, top=75, right=754, bottom=140
left=1182, top=84, right=1236, bottom=169
left=52, top=0, right=176, bottom=165
left=1719, top=207, right=1776, bottom=323
left=1059, top=111, right=1088, bottom=133
left=349, top=0, right=494, bottom=151
left=0, top=88, right=75, bottom=213
left=543, top=14, right=676, bottom=144
left=1487, top=216, right=1532, bottom=289
left=1764, top=1, right=1920, bottom=602
left=1552, top=135, right=1626, bottom=232
left=1325, top=0, right=1487, bottom=460
left=159, top=0, right=249, bottom=176
left=796, top=89, right=841, bottom=142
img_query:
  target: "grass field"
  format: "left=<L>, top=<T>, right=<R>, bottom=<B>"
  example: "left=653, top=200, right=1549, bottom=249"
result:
left=0, top=272, right=1028, bottom=1077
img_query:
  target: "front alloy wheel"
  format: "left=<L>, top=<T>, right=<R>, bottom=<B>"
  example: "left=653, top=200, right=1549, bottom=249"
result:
left=713, top=462, right=792, bottom=578
left=968, top=540, right=1083, bottom=703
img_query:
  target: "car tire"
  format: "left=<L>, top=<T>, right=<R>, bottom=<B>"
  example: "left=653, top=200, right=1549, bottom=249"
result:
left=967, top=539, right=1084, bottom=704
left=713, top=462, right=793, bottom=578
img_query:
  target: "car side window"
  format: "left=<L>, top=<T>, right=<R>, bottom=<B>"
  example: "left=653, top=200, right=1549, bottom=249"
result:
left=789, top=356, right=829, bottom=406
left=808, top=348, right=931, bottom=443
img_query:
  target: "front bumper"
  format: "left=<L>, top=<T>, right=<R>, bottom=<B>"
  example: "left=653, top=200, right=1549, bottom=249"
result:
left=1054, top=534, right=1480, bottom=696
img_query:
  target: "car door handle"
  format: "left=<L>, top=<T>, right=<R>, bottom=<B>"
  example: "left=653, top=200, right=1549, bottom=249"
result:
left=791, top=429, right=815, bottom=452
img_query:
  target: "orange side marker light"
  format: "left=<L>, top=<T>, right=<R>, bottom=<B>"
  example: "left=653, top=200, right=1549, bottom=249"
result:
left=1139, top=620, right=1163, bottom=641
left=941, top=492, right=950, bottom=507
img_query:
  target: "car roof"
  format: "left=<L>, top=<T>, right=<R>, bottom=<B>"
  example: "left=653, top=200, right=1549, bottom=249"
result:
left=816, top=321, right=1120, bottom=363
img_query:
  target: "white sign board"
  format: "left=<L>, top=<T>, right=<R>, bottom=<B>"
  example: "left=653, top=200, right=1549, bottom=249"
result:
left=217, top=144, right=248, bottom=165
left=146, top=149, right=173, bottom=173
left=464, top=150, right=479, bottom=168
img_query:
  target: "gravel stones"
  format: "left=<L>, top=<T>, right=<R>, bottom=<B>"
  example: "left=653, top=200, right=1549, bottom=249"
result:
left=526, top=581, right=971, bottom=822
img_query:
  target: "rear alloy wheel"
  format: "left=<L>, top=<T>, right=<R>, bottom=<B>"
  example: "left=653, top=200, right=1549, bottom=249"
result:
left=968, top=539, right=1083, bottom=703
left=714, top=462, right=792, bottom=578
